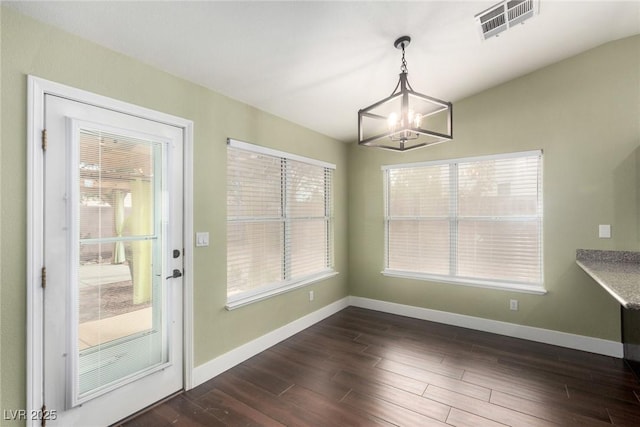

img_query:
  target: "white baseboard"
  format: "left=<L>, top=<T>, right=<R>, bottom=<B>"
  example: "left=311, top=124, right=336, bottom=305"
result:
left=191, top=295, right=623, bottom=390
left=191, top=297, right=350, bottom=388
left=349, top=296, right=623, bottom=358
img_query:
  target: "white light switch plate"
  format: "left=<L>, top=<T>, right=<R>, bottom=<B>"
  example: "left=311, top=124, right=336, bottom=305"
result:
left=195, top=232, right=210, bottom=247
left=598, top=224, right=611, bottom=239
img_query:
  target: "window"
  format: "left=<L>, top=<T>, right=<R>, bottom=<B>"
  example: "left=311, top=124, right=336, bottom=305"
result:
left=226, top=139, right=336, bottom=308
left=383, top=150, right=544, bottom=293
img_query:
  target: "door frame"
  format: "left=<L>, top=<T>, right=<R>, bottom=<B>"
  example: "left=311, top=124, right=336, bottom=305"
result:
left=26, top=75, right=194, bottom=426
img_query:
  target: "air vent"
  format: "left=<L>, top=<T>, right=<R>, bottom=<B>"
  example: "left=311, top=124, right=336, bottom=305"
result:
left=476, top=0, right=539, bottom=40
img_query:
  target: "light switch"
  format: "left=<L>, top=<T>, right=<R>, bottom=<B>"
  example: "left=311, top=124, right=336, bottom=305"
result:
left=598, top=224, right=611, bottom=239
left=195, top=232, right=210, bottom=247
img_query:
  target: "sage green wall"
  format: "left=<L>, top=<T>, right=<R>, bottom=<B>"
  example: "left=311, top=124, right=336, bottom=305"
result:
left=0, top=7, right=349, bottom=417
left=348, top=35, right=640, bottom=341
left=0, top=6, right=4, bottom=421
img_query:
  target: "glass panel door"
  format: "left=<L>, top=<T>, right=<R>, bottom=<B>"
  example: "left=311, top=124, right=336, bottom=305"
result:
left=71, top=125, right=168, bottom=406
left=39, top=90, right=185, bottom=426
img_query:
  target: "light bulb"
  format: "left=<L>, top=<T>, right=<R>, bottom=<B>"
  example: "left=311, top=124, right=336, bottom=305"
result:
left=413, top=113, right=422, bottom=128
left=387, top=113, right=398, bottom=130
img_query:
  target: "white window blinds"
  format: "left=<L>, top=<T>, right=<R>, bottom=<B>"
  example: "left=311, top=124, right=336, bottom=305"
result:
left=383, top=150, right=543, bottom=293
left=227, top=139, right=335, bottom=305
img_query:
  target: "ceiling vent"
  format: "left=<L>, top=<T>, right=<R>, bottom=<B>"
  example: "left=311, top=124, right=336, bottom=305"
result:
left=476, top=0, right=539, bottom=40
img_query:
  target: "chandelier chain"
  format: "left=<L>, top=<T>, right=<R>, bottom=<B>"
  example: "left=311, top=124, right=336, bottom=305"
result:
left=400, top=44, right=408, bottom=73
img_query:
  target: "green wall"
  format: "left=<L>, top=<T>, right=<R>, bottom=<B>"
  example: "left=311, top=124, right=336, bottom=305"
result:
left=347, top=34, right=640, bottom=341
left=0, top=7, right=349, bottom=417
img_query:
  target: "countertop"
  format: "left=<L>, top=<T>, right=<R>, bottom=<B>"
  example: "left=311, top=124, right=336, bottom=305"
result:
left=576, top=249, right=640, bottom=310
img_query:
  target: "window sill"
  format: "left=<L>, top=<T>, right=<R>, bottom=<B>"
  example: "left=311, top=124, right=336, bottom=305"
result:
left=225, top=270, right=339, bottom=310
left=382, top=269, right=547, bottom=295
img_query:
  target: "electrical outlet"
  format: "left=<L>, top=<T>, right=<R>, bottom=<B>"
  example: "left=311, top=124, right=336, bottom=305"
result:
left=309, top=290, right=314, bottom=302
left=509, top=299, right=519, bottom=311
left=599, top=224, right=611, bottom=239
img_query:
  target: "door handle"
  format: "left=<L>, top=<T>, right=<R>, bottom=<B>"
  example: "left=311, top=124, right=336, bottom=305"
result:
left=166, top=269, right=183, bottom=279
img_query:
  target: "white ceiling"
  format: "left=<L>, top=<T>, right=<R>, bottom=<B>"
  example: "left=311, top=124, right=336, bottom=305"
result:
left=6, top=1, right=640, bottom=143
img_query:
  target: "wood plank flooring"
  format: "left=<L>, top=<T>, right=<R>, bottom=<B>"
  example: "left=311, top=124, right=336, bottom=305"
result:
left=120, top=307, right=640, bottom=426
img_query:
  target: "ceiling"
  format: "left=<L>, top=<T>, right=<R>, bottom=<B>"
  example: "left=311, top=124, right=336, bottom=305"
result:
left=6, top=1, right=640, bottom=143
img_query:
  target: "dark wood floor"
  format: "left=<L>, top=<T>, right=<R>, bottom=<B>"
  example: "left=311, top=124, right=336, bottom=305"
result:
left=120, top=307, right=640, bottom=426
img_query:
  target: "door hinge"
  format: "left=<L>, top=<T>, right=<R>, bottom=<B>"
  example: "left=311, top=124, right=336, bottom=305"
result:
left=41, top=404, right=47, bottom=427
left=42, top=129, right=48, bottom=151
left=41, top=266, right=47, bottom=289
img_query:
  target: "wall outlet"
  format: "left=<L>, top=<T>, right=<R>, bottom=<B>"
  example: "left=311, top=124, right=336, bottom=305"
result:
left=598, top=224, right=611, bottom=239
left=309, top=290, right=314, bottom=302
left=509, top=299, right=519, bottom=311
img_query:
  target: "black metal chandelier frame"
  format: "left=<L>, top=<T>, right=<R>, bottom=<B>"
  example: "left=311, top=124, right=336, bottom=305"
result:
left=358, top=36, right=453, bottom=151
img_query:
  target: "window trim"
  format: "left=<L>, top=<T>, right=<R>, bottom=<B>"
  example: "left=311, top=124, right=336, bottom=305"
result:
left=226, top=270, right=339, bottom=310
left=382, top=150, right=545, bottom=294
left=229, top=139, right=336, bottom=170
left=226, top=139, right=337, bottom=309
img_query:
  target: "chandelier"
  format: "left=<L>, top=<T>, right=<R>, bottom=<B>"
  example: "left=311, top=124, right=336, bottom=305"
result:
left=358, top=36, right=453, bottom=151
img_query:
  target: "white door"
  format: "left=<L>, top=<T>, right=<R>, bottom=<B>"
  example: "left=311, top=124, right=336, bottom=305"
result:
left=41, top=94, right=184, bottom=426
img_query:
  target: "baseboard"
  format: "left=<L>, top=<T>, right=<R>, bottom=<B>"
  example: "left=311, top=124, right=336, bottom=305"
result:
left=349, top=296, right=623, bottom=358
left=191, top=296, right=350, bottom=388
left=191, top=294, right=623, bottom=389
